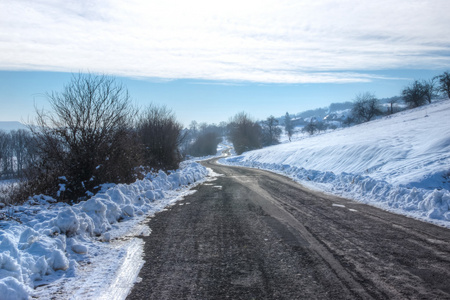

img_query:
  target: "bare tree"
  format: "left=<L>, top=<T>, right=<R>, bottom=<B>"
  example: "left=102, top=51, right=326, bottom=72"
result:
left=284, top=112, right=294, bottom=141
left=402, top=80, right=427, bottom=108
left=435, top=71, right=450, bottom=99
left=0, top=131, right=8, bottom=177
left=351, top=92, right=382, bottom=123
left=10, top=129, right=34, bottom=177
left=262, top=115, right=282, bottom=146
left=0, top=132, right=14, bottom=178
left=137, top=105, right=184, bottom=170
left=302, top=121, right=318, bottom=135
left=228, top=112, right=262, bottom=155
left=189, top=120, right=198, bottom=137
left=29, top=73, right=139, bottom=201
left=422, top=79, right=436, bottom=104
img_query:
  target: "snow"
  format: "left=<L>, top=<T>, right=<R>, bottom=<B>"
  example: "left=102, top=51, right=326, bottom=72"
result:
left=2, top=100, right=449, bottom=299
left=0, top=161, right=210, bottom=299
left=221, top=100, right=450, bottom=227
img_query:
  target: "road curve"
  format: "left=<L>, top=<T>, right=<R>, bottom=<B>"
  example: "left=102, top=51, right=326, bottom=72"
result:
left=127, top=159, right=450, bottom=300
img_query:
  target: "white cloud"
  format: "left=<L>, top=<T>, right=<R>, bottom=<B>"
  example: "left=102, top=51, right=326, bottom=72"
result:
left=1, top=0, right=449, bottom=83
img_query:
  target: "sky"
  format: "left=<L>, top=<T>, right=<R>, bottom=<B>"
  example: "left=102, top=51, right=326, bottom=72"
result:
left=1, top=0, right=449, bottom=126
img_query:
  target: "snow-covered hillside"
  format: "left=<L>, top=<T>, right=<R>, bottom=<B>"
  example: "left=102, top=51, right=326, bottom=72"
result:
left=0, top=122, right=27, bottom=132
left=0, top=162, right=209, bottom=299
left=221, top=100, right=450, bottom=227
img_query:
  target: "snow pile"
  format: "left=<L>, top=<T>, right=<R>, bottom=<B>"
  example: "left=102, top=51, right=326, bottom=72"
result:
left=221, top=100, right=450, bottom=226
left=0, top=162, right=209, bottom=299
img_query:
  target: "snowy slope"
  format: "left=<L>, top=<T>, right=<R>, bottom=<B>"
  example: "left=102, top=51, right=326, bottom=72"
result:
left=0, top=162, right=210, bottom=299
left=0, top=122, right=28, bottom=132
left=221, top=100, right=450, bottom=226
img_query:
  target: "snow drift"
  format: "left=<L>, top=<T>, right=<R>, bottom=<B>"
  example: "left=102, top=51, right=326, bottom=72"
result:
left=221, top=100, right=450, bottom=227
left=0, top=162, right=209, bottom=299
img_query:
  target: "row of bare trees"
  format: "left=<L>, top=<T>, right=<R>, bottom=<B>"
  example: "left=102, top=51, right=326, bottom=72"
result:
left=183, top=121, right=226, bottom=157
left=7, top=74, right=184, bottom=203
left=345, top=71, right=450, bottom=128
left=185, top=113, right=283, bottom=157
left=0, top=129, right=37, bottom=179
left=401, top=72, right=450, bottom=108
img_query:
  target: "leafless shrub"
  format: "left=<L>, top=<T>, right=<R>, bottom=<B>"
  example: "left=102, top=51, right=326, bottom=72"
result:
left=137, top=105, right=184, bottom=171
left=28, top=73, right=140, bottom=202
left=434, top=71, right=450, bottom=99
left=402, top=81, right=428, bottom=108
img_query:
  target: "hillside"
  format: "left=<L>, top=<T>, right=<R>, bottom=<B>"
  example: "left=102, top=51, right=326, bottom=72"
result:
left=222, top=100, right=450, bottom=226
left=0, top=121, right=27, bottom=132
left=279, top=96, right=404, bottom=127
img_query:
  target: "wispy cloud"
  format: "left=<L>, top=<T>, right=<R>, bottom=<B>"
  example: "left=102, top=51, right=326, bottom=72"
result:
left=1, top=0, right=449, bottom=83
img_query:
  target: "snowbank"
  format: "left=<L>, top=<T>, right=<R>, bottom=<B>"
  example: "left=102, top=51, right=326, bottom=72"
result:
left=221, top=100, right=450, bottom=227
left=0, top=162, right=209, bottom=299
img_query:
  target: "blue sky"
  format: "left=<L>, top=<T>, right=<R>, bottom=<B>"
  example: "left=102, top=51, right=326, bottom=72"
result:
left=1, top=0, right=449, bottom=126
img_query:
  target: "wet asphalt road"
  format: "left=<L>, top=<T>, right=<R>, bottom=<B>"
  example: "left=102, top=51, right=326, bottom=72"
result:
left=127, top=159, right=450, bottom=299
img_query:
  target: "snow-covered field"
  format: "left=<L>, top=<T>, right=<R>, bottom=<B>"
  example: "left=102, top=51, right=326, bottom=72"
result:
left=221, top=100, right=450, bottom=227
left=0, top=162, right=210, bottom=299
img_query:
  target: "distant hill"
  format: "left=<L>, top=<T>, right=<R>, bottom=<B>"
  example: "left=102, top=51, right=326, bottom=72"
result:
left=279, top=96, right=406, bottom=127
left=0, top=121, right=28, bottom=132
